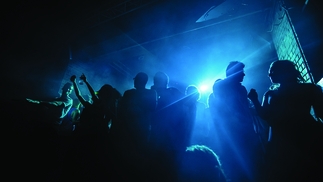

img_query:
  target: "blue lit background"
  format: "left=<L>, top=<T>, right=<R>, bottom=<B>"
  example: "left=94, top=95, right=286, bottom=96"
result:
left=2, top=0, right=321, bottom=106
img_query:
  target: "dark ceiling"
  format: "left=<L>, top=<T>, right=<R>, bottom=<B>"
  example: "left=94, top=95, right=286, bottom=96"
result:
left=2, top=0, right=321, bottom=101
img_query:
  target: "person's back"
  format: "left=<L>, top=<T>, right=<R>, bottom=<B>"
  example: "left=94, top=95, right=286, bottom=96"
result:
left=183, top=85, right=208, bottom=145
left=152, top=88, right=186, bottom=149
left=211, top=61, right=264, bottom=182
left=150, top=71, right=186, bottom=149
left=264, top=83, right=322, bottom=129
left=121, top=88, right=157, bottom=140
left=148, top=71, right=187, bottom=181
left=111, top=72, right=157, bottom=180
left=116, top=72, right=156, bottom=141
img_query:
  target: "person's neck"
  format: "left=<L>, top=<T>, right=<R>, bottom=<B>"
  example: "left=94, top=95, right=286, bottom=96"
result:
left=61, top=94, right=68, bottom=98
left=135, top=86, right=146, bottom=90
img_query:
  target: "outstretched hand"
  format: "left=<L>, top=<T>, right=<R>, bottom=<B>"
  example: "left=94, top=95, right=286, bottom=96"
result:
left=26, top=98, right=40, bottom=104
left=248, top=88, right=258, bottom=102
left=70, top=75, right=77, bottom=82
left=80, top=73, right=87, bottom=82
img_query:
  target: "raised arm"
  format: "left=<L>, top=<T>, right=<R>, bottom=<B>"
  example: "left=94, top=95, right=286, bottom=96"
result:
left=80, top=73, right=99, bottom=102
left=26, top=96, right=60, bottom=106
left=70, top=75, right=90, bottom=107
left=26, top=98, right=41, bottom=104
left=248, top=88, right=269, bottom=120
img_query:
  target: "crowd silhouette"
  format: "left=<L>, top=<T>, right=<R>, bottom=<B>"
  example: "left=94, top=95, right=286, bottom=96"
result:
left=6, top=60, right=323, bottom=182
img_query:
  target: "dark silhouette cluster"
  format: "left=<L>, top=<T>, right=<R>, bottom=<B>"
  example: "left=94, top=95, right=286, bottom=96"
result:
left=5, top=60, right=323, bottom=182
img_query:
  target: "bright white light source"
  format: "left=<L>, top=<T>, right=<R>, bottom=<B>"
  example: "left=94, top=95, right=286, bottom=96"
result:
left=199, top=84, right=209, bottom=92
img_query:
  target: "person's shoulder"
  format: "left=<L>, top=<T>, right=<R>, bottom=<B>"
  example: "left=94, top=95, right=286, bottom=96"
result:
left=299, top=83, right=323, bottom=92
left=57, top=95, right=73, bottom=102
left=215, top=78, right=231, bottom=89
left=166, top=87, right=177, bottom=92
left=168, top=87, right=184, bottom=96
left=123, top=88, right=136, bottom=95
left=306, top=83, right=322, bottom=89
left=144, top=88, right=157, bottom=94
left=218, top=78, right=229, bottom=85
left=240, top=84, right=247, bottom=91
left=67, top=97, right=73, bottom=104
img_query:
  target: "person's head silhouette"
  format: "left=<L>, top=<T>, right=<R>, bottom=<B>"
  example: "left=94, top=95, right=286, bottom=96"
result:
left=268, top=60, right=305, bottom=85
left=178, top=145, right=227, bottom=182
left=134, top=72, right=148, bottom=89
left=153, top=71, right=169, bottom=89
left=226, top=61, right=245, bottom=83
left=61, top=82, right=73, bottom=96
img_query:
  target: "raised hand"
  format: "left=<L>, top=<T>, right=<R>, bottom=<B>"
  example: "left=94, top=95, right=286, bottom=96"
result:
left=70, top=75, right=77, bottom=82
left=248, top=88, right=258, bottom=102
left=80, top=73, right=87, bottom=82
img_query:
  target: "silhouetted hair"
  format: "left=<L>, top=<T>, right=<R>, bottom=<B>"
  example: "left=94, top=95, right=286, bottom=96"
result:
left=269, top=60, right=305, bottom=90
left=185, top=85, right=201, bottom=101
left=95, top=84, right=121, bottom=101
left=97, top=84, right=113, bottom=95
left=62, top=82, right=73, bottom=91
left=226, top=61, right=245, bottom=77
left=212, top=79, right=223, bottom=93
left=134, top=72, right=148, bottom=85
left=153, top=71, right=169, bottom=88
left=179, top=145, right=227, bottom=182
left=271, top=60, right=305, bottom=82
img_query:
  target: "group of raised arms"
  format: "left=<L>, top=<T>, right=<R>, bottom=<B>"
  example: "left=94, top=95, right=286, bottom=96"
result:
left=9, top=59, right=323, bottom=182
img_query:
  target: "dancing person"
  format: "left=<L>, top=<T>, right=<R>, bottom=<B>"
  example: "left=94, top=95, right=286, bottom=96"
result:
left=248, top=60, right=323, bottom=181
left=23, top=82, right=74, bottom=180
left=70, top=74, right=120, bottom=136
left=26, top=82, right=74, bottom=133
left=68, top=73, right=121, bottom=181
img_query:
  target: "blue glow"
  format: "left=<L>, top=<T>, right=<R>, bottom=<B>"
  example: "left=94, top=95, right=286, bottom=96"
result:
left=198, top=81, right=213, bottom=94
left=318, top=77, right=323, bottom=87
left=198, top=84, right=209, bottom=93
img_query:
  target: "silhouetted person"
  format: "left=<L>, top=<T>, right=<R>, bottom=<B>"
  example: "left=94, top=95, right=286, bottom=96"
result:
left=183, top=85, right=208, bottom=145
left=177, top=145, right=228, bottom=182
left=59, top=99, right=81, bottom=136
left=22, top=82, right=74, bottom=180
left=117, top=72, right=157, bottom=143
left=26, top=82, right=74, bottom=134
left=113, top=72, right=157, bottom=180
left=211, top=61, right=265, bottom=182
left=71, top=74, right=120, bottom=136
left=67, top=74, right=121, bottom=181
left=149, top=71, right=186, bottom=181
left=248, top=60, right=323, bottom=181
left=208, top=79, right=223, bottom=110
